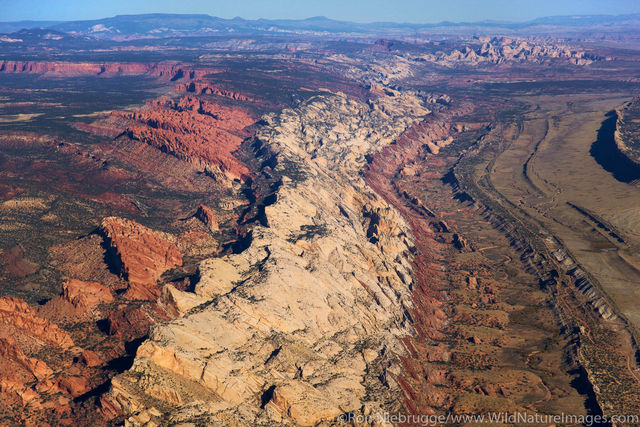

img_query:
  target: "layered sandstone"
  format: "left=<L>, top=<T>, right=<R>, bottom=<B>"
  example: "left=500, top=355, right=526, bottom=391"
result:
left=119, top=97, right=255, bottom=181
left=100, top=217, right=183, bottom=300
left=194, top=204, right=219, bottom=232
left=176, top=81, right=257, bottom=102
left=417, top=37, right=598, bottom=66
left=104, top=91, right=432, bottom=425
left=0, top=60, right=219, bottom=79
left=62, top=279, right=114, bottom=311
left=0, top=297, right=74, bottom=349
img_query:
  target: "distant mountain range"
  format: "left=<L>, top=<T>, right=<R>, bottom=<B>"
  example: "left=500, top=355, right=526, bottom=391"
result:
left=1, top=13, right=639, bottom=38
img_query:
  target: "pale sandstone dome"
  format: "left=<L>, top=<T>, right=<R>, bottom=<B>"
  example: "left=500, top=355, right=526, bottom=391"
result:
left=105, top=91, right=433, bottom=425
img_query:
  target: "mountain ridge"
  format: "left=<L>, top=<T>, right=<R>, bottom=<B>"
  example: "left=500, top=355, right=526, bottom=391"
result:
left=1, top=12, right=640, bottom=37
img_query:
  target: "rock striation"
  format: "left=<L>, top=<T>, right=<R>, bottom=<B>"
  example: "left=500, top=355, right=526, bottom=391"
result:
left=419, top=37, right=598, bottom=66
left=103, top=91, right=432, bottom=425
left=62, top=278, right=114, bottom=311
left=0, top=297, right=74, bottom=349
left=194, top=204, right=219, bottom=232
left=119, top=97, right=255, bottom=182
left=176, top=81, right=257, bottom=102
left=0, top=60, right=219, bottom=79
left=100, top=217, right=183, bottom=300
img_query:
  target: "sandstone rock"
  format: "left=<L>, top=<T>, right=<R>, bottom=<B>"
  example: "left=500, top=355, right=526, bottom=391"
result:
left=79, top=350, right=103, bottom=367
left=57, top=376, right=90, bottom=398
left=105, top=306, right=152, bottom=339
left=194, top=204, right=219, bottom=232
left=0, top=297, right=74, bottom=348
left=418, top=37, right=597, bottom=67
left=0, top=337, right=53, bottom=381
left=0, top=60, right=220, bottom=80
left=118, top=97, right=254, bottom=182
left=62, top=278, right=114, bottom=311
left=176, top=82, right=256, bottom=102
left=158, top=284, right=203, bottom=316
left=100, top=217, right=183, bottom=300
left=270, top=382, right=343, bottom=426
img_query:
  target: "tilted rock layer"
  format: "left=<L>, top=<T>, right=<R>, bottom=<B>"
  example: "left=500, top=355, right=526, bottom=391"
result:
left=119, top=97, right=255, bottom=181
left=104, top=91, right=432, bottom=425
left=0, top=60, right=219, bottom=79
left=100, top=217, right=183, bottom=300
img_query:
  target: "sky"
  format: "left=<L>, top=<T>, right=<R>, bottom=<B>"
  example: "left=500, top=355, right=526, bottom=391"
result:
left=2, top=0, right=640, bottom=23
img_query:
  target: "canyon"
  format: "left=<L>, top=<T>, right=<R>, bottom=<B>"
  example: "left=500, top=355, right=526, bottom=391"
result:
left=1, top=13, right=640, bottom=426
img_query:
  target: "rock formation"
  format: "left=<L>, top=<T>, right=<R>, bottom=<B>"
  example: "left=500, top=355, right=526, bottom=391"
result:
left=194, top=204, right=219, bottom=232
left=176, top=81, right=257, bottom=102
left=100, top=217, right=183, bottom=300
left=614, top=98, right=640, bottom=168
left=118, top=97, right=255, bottom=182
left=418, top=37, right=598, bottom=66
left=0, top=297, right=74, bottom=348
left=0, top=60, right=219, bottom=79
left=62, top=279, right=114, bottom=311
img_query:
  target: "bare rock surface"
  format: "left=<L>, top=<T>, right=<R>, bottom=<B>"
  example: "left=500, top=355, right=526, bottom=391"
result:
left=100, top=217, right=183, bottom=300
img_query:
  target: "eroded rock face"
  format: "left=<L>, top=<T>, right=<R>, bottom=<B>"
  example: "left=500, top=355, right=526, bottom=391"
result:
left=119, top=97, right=255, bottom=182
left=176, top=81, right=257, bottom=102
left=104, top=92, right=431, bottom=425
left=62, top=279, right=114, bottom=311
left=418, top=37, right=598, bottom=66
left=0, top=297, right=74, bottom=349
left=614, top=98, right=640, bottom=169
left=100, top=217, right=183, bottom=300
left=194, top=204, right=219, bottom=232
left=0, top=60, right=218, bottom=79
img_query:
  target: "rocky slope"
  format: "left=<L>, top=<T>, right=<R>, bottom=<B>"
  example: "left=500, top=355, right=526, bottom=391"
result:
left=117, top=97, right=255, bottom=182
left=100, top=217, right=183, bottom=301
left=102, top=91, right=432, bottom=425
left=418, top=37, right=598, bottom=66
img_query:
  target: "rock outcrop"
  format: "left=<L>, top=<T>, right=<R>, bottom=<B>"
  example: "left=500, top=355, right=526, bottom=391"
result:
left=62, top=279, right=114, bottom=311
left=0, top=60, right=219, bottom=79
left=103, top=91, right=431, bottom=425
left=194, top=204, right=219, bottom=232
left=119, top=97, right=255, bottom=182
left=100, top=217, right=183, bottom=300
left=0, top=297, right=74, bottom=348
left=418, top=37, right=598, bottom=66
left=175, top=81, right=257, bottom=102
left=614, top=98, right=640, bottom=169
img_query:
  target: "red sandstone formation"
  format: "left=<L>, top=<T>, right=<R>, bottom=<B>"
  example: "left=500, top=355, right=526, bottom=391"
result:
left=0, top=297, right=74, bottom=349
left=364, top=109, right=470, bottom=415
left=0, top=337, right=53, bottom=382
left=0, top=60, right=222, bottom=80
left=119, top=97, right=255, bottom=181
left=100, top=217, right=183, bottom=300
left=62, top=279, right=114, bottom=311
left=104, top=306, right=153, bottom=339
left=0, top=336, right=57, bottom=413
left=175, top=81, right=257, bottom=102
left=195, top=204, right=219, bottom=231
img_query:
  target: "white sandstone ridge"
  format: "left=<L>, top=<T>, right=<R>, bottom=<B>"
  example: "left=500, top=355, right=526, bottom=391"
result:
left=411, top=36, right=599, bottom=66
left=104, top=92, right=431, bottom=425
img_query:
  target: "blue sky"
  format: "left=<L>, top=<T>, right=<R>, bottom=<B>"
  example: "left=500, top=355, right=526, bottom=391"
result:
left=2, top=0, right=640, bottom=23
